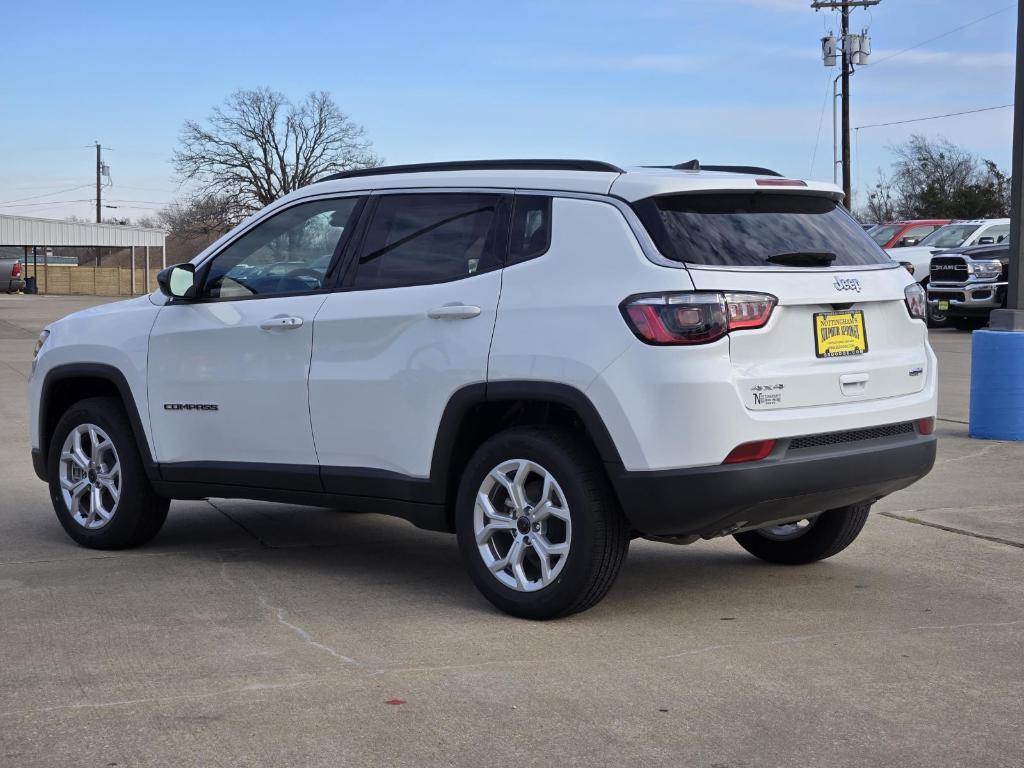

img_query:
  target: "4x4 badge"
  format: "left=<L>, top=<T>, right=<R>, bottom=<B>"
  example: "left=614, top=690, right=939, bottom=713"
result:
left=833, top=277, right=862, bottom=293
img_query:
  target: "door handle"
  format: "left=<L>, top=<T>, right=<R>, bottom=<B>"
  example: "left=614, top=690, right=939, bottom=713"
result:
left=427, top=304, right=482, bottom=320
left=259, top=315, right=304, bottom=330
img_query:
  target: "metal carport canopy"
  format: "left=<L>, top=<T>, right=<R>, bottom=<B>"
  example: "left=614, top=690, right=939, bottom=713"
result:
left=0, top=214, right=165, bottom=247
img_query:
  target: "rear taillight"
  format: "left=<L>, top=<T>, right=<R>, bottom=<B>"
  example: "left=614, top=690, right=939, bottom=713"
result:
left=11, top=261, right=21, bottom=278
left=916, top=417, right=935, bottom=435
left=904, top=283, right=926, bottom=320
left=621, top=291, right=777, bottom=345
left=723, top=439, right=777, bottom=464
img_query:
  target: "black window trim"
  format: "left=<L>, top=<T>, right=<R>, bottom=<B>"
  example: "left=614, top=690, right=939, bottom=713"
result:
left=506, top=192, right=553, bottom=267
left=173, top=193, right=369, bottom=305
left=338, top=189, right=514, bottom=292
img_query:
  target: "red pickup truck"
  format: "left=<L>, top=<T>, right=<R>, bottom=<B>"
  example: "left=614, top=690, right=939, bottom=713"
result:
left=868, top=220, right=951, bottom=250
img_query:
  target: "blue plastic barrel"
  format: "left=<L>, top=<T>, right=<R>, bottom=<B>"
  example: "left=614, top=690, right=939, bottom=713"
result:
left=969, top=329, right=1024, bottom=440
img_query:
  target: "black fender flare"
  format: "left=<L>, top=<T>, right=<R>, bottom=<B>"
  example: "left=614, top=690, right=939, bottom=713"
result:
left=37, top=363, right=159, bottom=482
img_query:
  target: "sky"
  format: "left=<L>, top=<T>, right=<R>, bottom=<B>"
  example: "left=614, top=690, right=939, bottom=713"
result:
left=0, top=0, right=1016, bottom=221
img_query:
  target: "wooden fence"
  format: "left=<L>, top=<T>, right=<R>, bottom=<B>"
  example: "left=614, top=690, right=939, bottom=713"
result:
left=24, top=264, right=159, bottom=296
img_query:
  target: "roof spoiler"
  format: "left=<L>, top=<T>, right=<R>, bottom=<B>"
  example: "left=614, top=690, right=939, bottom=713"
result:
left=644, top=160, right=784, bottom=178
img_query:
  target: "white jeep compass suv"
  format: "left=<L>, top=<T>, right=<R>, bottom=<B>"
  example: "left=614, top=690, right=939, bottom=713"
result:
left=28, top=159, right=937, bottom=619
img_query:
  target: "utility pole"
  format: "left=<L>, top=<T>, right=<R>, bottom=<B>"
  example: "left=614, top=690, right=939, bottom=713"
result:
left=967, top=0, right=1024, bottom=441
left=95, top=142, right=102, bottom=224
left=813, top=1, right=880, bottom=209
left=991, top=0, right=1024, bottom=331
left=840, top=5, right=851, bottom=205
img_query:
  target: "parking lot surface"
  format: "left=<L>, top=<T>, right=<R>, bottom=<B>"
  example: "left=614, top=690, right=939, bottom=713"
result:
left=1, top=294, right=1022, bottom=768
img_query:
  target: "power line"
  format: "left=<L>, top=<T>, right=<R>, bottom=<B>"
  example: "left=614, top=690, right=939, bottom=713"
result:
left=871, top=4, right=1015, bottom=67
left=0, top=184, right=93, bottom=206
left=0, top=199, right=93, bottom=210
left=809, top=68, right=835, bottom=178
left=854, top=103, right=1013, bottom=130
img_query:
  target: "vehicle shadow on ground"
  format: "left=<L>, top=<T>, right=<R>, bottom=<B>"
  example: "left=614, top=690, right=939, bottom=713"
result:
left=146, top=500, right=885, bottom=618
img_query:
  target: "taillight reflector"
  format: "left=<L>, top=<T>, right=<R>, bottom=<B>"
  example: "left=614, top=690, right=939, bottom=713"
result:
left=916, top=417, right=935, bottom=435
left=621, top=291, right=776, bottom=345
left=723, top=439, right=777, bottom=464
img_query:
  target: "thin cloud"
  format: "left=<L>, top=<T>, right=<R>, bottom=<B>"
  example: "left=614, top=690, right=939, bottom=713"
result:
left=871, top=49, right=1014, bottom=70
left=528, top=53, right=712, bottom=74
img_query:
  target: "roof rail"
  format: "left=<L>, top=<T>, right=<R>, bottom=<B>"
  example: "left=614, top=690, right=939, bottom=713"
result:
left=643, top=161, right=784, bottom=178
left=318, top=159, right=625, bottom=182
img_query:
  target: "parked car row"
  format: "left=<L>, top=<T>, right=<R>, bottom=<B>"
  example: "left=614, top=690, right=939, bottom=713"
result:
left=868, top=219, right=950, bottom=250
left=871, top=218, right=1012, bottom=330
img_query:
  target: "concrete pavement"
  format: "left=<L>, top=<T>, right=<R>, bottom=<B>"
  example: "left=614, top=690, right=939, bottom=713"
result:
left=1, top=294, right=1021, bottom=768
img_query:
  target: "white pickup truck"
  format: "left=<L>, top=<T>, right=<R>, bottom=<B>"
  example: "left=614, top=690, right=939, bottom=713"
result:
left=887, top=219, right=1010, bottom=283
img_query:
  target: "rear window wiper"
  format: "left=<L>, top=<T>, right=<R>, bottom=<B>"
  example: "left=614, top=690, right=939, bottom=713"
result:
left=765, top=251, right=838, bottom=267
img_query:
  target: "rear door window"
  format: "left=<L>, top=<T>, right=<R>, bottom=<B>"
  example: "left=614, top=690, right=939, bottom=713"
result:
left=869, top=224, right=901, bottom=246
left=350, top=193, right=506, bottom=289
left=900, top=224, right=937, bottom=243
left=919, top=224, right=979, bottom=249
left=633, top=193, right=891, bottom=267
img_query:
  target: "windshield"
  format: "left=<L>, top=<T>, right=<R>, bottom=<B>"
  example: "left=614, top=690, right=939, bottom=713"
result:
left=919, top=224, right=978, bottom=249
left=869, top=224, right=901, bottom=246
left=632, top=193, right=891, bottom=267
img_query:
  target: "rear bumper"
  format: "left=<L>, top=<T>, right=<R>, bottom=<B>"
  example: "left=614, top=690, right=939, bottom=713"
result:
left=608, top=431, right=936, bottom=538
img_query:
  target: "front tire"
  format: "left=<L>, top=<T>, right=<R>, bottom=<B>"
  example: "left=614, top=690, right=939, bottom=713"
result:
left=733, top=503, right=871, bottom=565
left=48, top=396, right=169, bottom=549
left=455, top=427, right=629, bottom=620
left=951, top=316, right=987, bottom=331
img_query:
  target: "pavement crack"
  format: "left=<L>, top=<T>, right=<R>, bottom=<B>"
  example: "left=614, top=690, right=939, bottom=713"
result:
left=218, top=557, right=378, bottom=673
left=657, top=619, right=1024, bottom=660
left=879, top=511, right=1024, bottom=550
left=934, top=441, right=1008, bottom=465
left=258, top=595, right=371, bottom=670
left=0, top=680, right=315, bottom=719
left=206, top=499, right=275, bottom=548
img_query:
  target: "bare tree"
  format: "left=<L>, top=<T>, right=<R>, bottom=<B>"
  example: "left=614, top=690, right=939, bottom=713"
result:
left=862, top=170, right=897, bottom=224
left=173, top=88, right=380, bottom=213
left=859, top=135, right=1010, bottom=222
left=157, top=194, right=243, bottom=239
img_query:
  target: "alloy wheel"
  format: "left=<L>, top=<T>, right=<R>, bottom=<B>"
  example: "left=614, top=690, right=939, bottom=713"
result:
left=473, top=459, right=572, bottom=592
left=58, top=423, right=121, bottom=530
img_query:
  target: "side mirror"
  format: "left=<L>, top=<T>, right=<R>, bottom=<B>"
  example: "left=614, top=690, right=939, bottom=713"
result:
left=977, top=236, right=995, bottom=245
left=157, top=262, right=197, bottom=299
left=899, top=237, right=919, bottom=247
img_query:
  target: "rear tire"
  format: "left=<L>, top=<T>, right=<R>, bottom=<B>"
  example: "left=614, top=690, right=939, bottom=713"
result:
left=924, top=282, right=949, bottom=328
left=733, top=503, right=871, bottom=565
left=48, top=397, right=169, bottom=550
left=455, top=427, right=629, bottom=619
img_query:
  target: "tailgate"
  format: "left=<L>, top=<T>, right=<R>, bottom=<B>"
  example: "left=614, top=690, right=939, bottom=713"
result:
left=689, top=266, right=928, bottom=410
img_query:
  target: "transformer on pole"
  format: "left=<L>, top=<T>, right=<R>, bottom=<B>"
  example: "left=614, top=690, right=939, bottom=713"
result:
left=812, top=1, right=881, bottom=209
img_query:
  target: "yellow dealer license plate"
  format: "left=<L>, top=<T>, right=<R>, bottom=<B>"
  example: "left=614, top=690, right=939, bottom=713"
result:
left=814, top=310, right=868, bottom=358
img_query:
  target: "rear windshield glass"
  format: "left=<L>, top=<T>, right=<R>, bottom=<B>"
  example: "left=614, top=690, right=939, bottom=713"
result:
left=918, top=224, right=978, bottom=249
left=633, top=193, right=891, bottom=267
